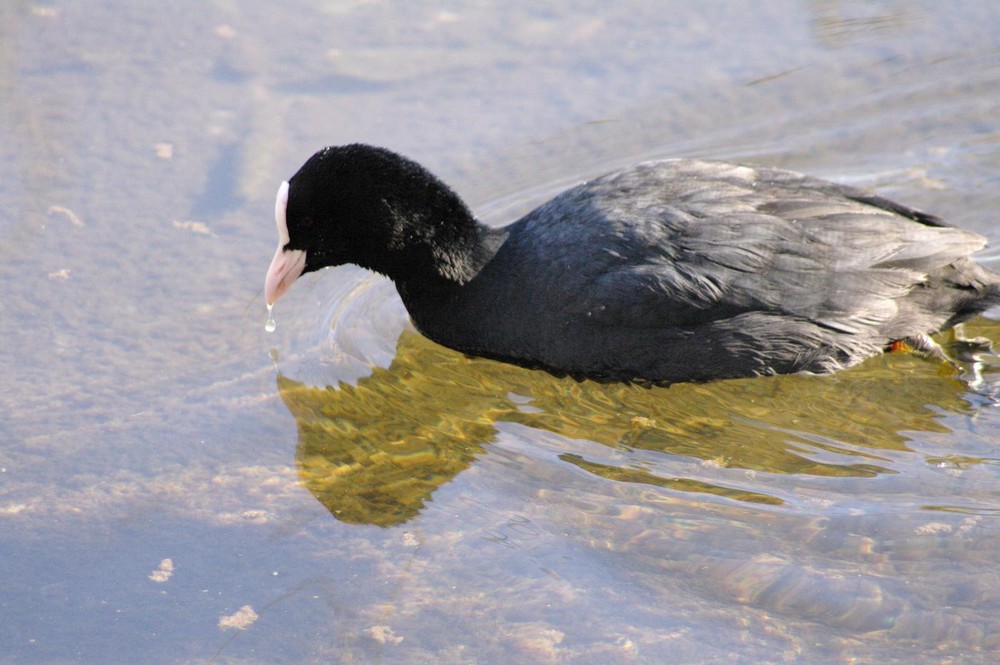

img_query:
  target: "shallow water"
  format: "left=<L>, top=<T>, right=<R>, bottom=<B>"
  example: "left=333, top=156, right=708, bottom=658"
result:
left=2, top=1, right=1000, bottom=663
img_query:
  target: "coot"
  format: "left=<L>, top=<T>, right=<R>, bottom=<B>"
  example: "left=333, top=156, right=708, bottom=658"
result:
left=265, top=144, right=999, bottom=384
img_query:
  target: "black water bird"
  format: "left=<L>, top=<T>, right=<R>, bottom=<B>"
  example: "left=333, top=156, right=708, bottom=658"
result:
left=265, top=144, right=999, bottom=384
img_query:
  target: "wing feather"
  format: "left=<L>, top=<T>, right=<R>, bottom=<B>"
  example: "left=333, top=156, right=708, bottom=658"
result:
left=547, top=160, right=988, bottom=337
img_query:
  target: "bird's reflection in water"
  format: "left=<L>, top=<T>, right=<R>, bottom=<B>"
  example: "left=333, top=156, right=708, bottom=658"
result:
left=278, top=320, right=999, bottom=527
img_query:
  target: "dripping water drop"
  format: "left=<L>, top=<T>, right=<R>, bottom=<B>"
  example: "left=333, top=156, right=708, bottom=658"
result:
left=265, top=303, right=276, bottom=333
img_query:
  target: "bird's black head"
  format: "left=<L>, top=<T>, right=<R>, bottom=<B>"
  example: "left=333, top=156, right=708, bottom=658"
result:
left=264, top=143, right=482, bottom=306
left=284, top=145, right=403, bottom=270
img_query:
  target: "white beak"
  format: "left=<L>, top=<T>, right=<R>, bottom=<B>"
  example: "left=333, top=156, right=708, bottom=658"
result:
left=263, top=180, right=305, bottom=305
left=264, top=246, right=306, bottom=305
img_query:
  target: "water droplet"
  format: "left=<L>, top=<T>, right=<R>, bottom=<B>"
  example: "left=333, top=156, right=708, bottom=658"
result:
left=265, top=304, right=276, bottom=333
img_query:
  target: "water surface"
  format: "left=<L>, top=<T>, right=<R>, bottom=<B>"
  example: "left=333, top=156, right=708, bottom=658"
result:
left=2, top=1, right=1000, bottom=663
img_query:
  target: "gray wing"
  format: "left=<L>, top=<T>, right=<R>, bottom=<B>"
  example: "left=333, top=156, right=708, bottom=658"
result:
left=532, top=160, right=988, bottom=337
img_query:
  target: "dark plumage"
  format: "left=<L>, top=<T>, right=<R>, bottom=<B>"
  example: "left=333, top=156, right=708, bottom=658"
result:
left=264, top=144, right=1000, bottom=384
